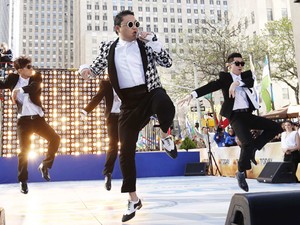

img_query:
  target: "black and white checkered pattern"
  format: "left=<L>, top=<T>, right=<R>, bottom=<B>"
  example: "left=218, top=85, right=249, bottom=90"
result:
left=89, top=40, right=172, bottom=92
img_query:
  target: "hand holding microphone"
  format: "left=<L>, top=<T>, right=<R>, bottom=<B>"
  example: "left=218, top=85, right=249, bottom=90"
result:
left=137, top=31, right=157, bottom=43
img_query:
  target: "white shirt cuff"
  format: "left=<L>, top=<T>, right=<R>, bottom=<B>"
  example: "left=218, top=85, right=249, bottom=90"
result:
left=191, top=91, right=198, bottom=99
left=81, top=109, right=88, bottom=115
left=78, top=64, right=90, bottom=74
left=146, top=41, right=163, bottom=53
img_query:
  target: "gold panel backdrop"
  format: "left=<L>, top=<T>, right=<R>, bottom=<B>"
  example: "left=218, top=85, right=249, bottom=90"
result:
left=1, top=69, right=108, bottom=157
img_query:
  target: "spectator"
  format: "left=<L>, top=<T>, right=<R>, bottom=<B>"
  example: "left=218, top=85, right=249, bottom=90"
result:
left=195, top=126, right=216, bottom=149
left=281, top=120, right=300, bottom=182
left=213, top=125, right=228, bottom=147
left=225, top=128, right=237, bottom=147
left=0, top=42, right=13, bottom=69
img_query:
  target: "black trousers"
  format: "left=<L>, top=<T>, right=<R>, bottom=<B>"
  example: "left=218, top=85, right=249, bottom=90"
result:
left=17, top=116, right=60, bottom=182
left=284, top=151, right=300, bottom=182
left=102, top=113, right=119, bottom=175
left=229, top=111, right=283, bottom=172
left=118, top=86, right=175, bottom=193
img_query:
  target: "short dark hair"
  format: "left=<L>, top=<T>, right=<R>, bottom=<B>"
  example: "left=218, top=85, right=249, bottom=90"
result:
left=14, top=56, right=32, bottom=70
left=114, top=10, right=134, bottom=34
left=227, top=53, right=242, bottom=63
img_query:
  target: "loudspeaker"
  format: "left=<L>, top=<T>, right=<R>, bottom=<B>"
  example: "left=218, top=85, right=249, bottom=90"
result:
left=184, top=162, right=207, bottom=176
left=225, top=191, right=300, bottom=225
left=0, top=207, right=5, bottom=225
left=256, top=162, right=296, bottom=183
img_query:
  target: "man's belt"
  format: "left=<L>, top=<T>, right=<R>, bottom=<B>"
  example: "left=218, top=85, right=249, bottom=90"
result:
left=233, top=108, right=251, bottom=113
left=19, top=115, right=41, bottom=120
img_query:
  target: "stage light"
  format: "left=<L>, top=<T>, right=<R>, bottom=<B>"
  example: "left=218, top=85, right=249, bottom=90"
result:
left=28, top=151, right=37, bottom=159
left=1, top=69, right=107, bottom=157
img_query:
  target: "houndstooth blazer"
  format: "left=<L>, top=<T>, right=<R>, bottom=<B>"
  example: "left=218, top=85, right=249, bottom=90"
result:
left=89, top=38, right=172, bottom=100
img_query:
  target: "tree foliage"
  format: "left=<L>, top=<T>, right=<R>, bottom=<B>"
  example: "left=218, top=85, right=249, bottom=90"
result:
left=263, top=18, right=299, bottom=104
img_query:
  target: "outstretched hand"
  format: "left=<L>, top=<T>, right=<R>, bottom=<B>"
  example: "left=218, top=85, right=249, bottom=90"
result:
left=80, top=69, right=92, bottom=81
left=177, top=94, right=192, bottom=106
left=229, top=81, right=239, bottom=98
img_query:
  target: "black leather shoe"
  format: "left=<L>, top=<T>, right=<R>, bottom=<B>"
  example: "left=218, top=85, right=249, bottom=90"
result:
left=250, top=148, right=258, bottom=165
left=104, top=173, right=112, bottom=191
left=236, top=171, right=249, bottom=192
left=122, top=199, right=142, bottom=222
left=20, top=181, right=28, bottom=194
left=38, top=163, right=51, bottom=181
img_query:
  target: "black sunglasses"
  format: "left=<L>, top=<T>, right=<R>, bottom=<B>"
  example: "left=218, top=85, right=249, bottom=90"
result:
left=232, top=61, right=245, bottom=67
left=122, top=20, right=140, bottom=28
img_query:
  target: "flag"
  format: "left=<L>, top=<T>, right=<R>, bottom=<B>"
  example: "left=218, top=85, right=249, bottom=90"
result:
left=249, top=54, right=260, bottom=105
left=185, top=117, right=194, bottom=138
left=261, top=56, right=272, bottom=112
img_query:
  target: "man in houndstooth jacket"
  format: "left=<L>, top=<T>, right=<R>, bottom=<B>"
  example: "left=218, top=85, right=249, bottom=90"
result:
left=79, top=10, right=177, bottom=222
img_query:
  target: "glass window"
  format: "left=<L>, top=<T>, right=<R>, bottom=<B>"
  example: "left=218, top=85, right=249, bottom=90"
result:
left=281, top=8, right=288, bottom=18
left=267, top=8, right=273, bottom=21
left=282, top=88, right=289, bottom=100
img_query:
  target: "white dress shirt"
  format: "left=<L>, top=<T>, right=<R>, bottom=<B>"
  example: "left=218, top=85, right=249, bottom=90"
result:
left=115, top=39, right=145, bottom=89
left=230, top=73, right=249, bottom=110
left=14, top=76, right=44, bottom=118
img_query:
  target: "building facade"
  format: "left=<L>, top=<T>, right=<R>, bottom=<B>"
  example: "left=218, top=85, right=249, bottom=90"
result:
left=10, top=0, right=76, bottom=69
left=0, top=0, right=11, bottom=44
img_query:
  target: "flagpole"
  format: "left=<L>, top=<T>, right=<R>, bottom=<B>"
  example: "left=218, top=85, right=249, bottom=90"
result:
left=266, top=53, right=275, bottom=110
left=193, top=63, right=201, bottom=124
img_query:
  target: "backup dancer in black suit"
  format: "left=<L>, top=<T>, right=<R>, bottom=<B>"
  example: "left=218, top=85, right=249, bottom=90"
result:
left=179, top=53, right=282, bottom=192
left=79, top=10, right=177, bottom=223
left=81, top=80, right=121, bottom=191
left=0, top=56, right=60, bottom=194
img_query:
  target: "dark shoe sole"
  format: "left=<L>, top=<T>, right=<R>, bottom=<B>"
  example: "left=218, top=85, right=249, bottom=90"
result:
left=122, top=204, right=142, bottom=222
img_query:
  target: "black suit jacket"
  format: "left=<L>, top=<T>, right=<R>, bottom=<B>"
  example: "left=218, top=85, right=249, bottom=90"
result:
left=0, top=71, right=43, bottom=112
left=194, top=70, right=255, bottom=119
left=84, top=80, right=114, bottom=118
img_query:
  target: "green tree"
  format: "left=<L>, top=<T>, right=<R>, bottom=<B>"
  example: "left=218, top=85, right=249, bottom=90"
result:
left=263, top=18, right=299, bottom=104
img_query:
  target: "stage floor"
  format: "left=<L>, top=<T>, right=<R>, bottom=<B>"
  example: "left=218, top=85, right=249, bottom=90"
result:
left=0, top=176, right=299, bottom=225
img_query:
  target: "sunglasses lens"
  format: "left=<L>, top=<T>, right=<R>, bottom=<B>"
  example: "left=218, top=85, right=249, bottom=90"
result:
left=26, top=65, right=32, bottom=69
left=135, top=21, right=140, bottom=28
left=127, top=21, right=133, bottom=28
left=234, top=61, right=245, bottom=66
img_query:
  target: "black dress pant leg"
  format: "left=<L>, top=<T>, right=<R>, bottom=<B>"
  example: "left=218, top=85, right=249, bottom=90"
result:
left=118, top=88, right=175, bottom=193
left=230, top=113, right=254, bottom=171
left=32, top=117, right=60, bottom=168
left=103, top=114, right=119, bottom=175
left=150, top=88, right=175, bottom=133
left=118, top=108, right=141, bottom=193
left=17, top=119, right=34, bottom=182
left=230, top=112, right=283, bottom=172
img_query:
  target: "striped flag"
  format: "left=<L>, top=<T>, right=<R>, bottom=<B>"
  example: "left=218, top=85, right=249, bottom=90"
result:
left=261, top=56, right=272, bottom=112
left=249, top=54, right=260, bottom=105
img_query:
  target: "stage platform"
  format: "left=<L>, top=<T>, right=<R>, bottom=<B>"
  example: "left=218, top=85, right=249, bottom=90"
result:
left=0, top=176, right=300, bottom=225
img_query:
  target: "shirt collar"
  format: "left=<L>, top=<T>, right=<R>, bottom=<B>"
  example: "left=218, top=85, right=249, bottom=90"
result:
left=19, top=75, right=30, bottom=83
left=118, top=38, right=137, bottom=47
left=230, top=72, right=242, bottom=81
